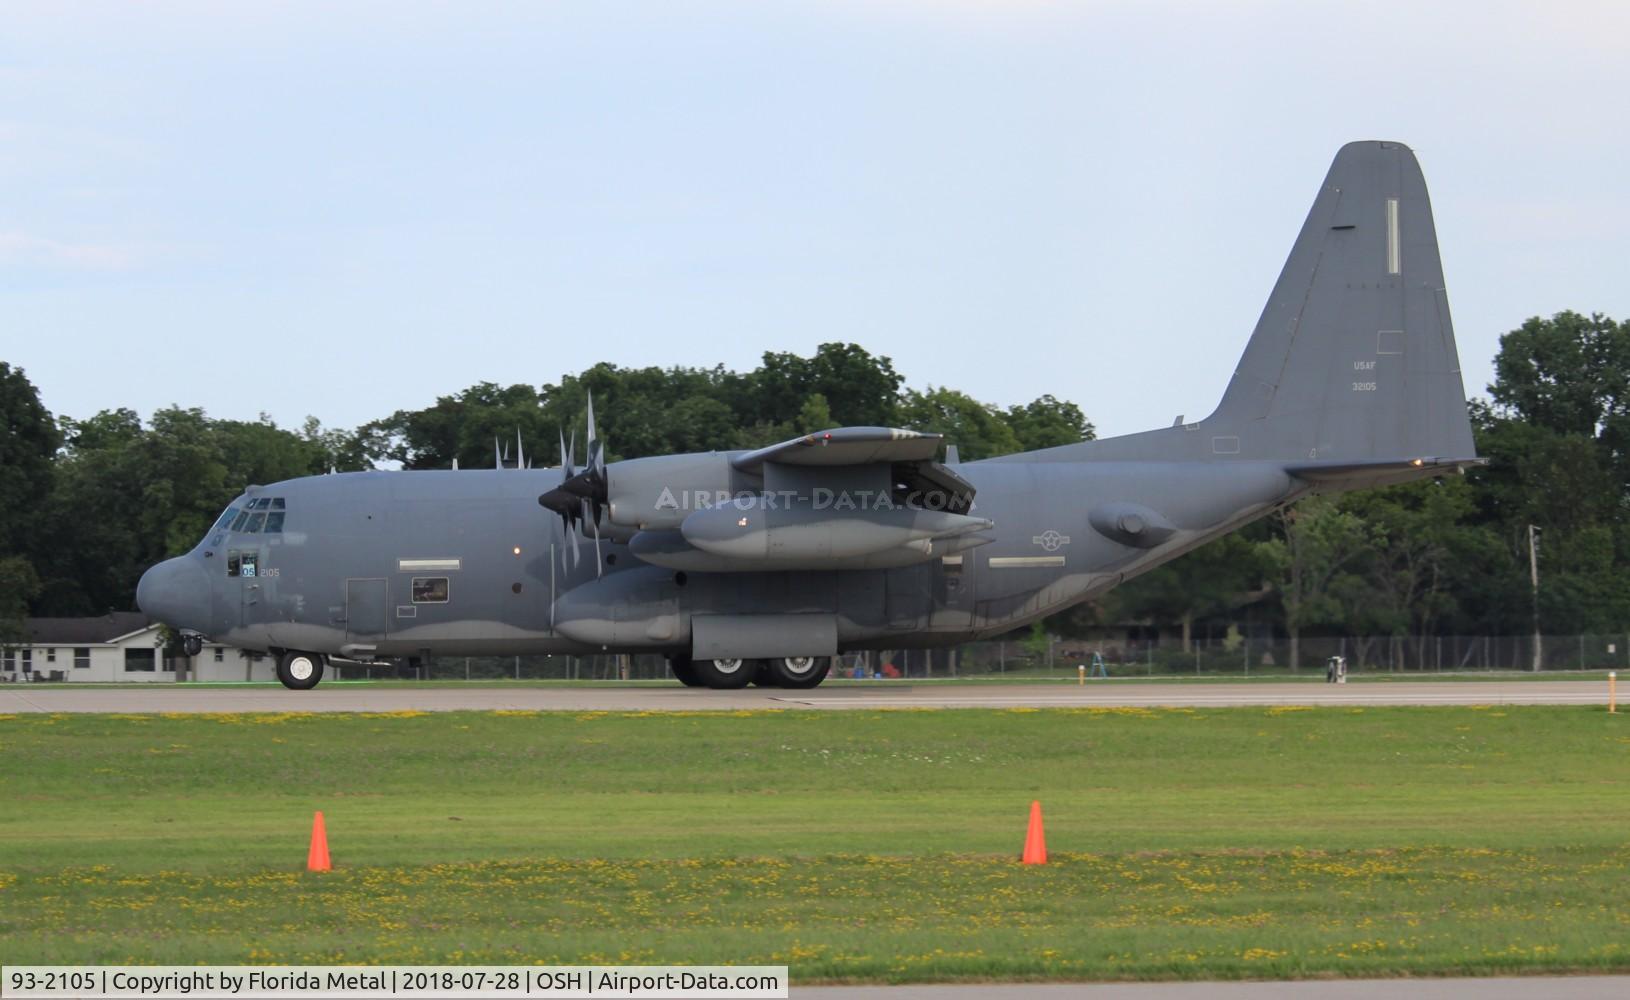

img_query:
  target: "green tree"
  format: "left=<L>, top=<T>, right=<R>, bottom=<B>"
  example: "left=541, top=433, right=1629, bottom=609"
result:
left=896, top=387, right=1023, bottom=460
left=0, top=363, right=61, bottom=557
left=1257, top=497, right=1377, bottom=669
left=749, top=343, right=902, bottom=428
left=0, top=555, right=41, bottom=650
left=1003, top=395, right=1095, bottom=451
left=1103, top=530, right=1268, bottom=652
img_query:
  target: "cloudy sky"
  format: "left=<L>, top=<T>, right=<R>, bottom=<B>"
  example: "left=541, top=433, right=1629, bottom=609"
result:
left=3, top=1, right=1627, bottom=440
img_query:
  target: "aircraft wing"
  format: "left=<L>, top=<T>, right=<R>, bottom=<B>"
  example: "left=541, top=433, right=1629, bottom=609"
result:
left=733, top=426, right=976, bottom=514
left=731, top=426, right=943, bottom=470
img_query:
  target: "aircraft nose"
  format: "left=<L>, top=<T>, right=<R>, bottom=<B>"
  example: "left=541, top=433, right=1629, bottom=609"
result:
left=136, top=557, right=211, bottom=630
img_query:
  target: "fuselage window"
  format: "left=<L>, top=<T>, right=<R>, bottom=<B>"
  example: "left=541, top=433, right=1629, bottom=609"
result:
left=244, top=512, right=266, bottom=533
left=230, top=511, right=251, bottom=532
left=264, top=511, right=285, bottom=532
left=213, top=507, right=241, bottom=532
left=411, top=577, right=450, bottom=603
left=271, top=498, right=285, bottom=510
left=227, top=551, right=241, bottom=576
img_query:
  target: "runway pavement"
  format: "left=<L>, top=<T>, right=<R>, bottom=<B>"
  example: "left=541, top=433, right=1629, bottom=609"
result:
left=0, top=679, right=1613, bottom=713
left=795, top=977, right=1630, bottom=1000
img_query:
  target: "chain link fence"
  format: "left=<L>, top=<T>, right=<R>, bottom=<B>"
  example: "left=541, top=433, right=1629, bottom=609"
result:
left=358, top=634, right=1630, bottom=682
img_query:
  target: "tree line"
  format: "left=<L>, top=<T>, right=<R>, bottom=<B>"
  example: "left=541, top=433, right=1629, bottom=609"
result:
left=2, top=314, right=1626, bottom=655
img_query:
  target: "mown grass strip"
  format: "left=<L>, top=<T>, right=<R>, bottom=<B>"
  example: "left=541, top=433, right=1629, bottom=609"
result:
left=2, top=707, right=1627, bottom=978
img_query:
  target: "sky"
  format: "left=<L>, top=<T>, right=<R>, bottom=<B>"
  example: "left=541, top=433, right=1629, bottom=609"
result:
left=3, top=1, right=1627, bottom=440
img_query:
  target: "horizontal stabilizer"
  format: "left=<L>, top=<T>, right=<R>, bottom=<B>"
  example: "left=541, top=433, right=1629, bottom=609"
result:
left=1285, top=456, right=1487, bottom=485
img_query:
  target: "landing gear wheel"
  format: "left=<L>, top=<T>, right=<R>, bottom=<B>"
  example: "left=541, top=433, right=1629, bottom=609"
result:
left=276, top=651, right=325, bottom=690
left=769, top=655, right=831, bottom=689
left=694, top=657, right=756, bottom=690
left=180, top=634, right=203, bottom=657
left=669, top=655, right=705, bottom=688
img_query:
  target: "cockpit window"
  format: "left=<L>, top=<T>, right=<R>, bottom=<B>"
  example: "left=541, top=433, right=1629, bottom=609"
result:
left=212, top=506, right=241, bottom=533
left=227, top=498, right=287, bottom=533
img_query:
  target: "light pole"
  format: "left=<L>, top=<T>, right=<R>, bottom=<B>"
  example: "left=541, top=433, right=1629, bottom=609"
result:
left=1528, top=524, right=1542, bottom=672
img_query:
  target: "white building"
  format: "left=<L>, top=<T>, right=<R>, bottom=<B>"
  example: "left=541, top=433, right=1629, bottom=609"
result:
left=1, top=613, right=274, bottom=683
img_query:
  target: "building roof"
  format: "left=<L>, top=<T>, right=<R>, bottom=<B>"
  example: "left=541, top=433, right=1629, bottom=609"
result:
left=24, top=613, right=157, bottom=645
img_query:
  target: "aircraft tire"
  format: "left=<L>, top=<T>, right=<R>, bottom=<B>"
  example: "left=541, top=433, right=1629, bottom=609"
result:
left=276, top=651, right=325, bottom=690
left=694, top=657, right=756, bottom=690
left=669, top=655, right=706, bottom=688
left=768, top=656, right=830, bottom=689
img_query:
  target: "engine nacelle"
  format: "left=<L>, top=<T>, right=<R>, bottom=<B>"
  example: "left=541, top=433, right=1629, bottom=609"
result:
left=604, top=453, right=740, bottom=531
left=680, top=496, right=990, bottom=561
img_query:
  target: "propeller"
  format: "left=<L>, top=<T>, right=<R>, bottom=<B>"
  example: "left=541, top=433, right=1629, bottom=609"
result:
left=538, top=392, right=610, bottom=577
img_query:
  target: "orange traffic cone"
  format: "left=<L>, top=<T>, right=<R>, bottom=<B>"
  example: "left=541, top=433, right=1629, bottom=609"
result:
left=307, top=811, right=331, bottom=872
left=1021, top=800, right=1047, bottom=865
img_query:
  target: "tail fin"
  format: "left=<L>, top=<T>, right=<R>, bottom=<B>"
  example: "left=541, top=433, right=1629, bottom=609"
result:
left=1011, top=141, right=1479, bottom=468
left=1207, top=139, right=1475, bottom=463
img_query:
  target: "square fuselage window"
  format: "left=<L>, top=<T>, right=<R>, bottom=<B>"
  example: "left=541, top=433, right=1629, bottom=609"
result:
left=411, top=577, right=450, bottom=603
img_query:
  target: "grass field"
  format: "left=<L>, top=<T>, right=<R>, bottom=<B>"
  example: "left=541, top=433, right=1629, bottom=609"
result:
left=2, top=706, right=1627, bottom=980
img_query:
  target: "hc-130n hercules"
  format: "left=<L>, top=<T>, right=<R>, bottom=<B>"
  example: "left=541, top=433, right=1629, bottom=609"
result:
left=138, top=141, right=1482, bottom=690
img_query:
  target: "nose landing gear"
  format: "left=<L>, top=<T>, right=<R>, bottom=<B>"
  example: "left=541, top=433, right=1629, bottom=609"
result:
left=276, top=651, right=326, bottom=690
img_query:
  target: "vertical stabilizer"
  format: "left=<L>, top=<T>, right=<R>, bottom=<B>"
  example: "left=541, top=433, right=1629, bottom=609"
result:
left=1002, top=141, right=1478, bottom=467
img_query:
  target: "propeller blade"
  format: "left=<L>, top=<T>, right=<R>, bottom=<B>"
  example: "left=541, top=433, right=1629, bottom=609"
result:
left=516, top=429, right=525, bottom=471
left=495, top=437, right=502, bottom=469
left=586, top=391, right=596, bottom=452
left=584, top=498, right=603, bottom=578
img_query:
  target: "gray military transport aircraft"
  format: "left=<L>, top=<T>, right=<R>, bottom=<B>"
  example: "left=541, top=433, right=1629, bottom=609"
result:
left=138, top=140, right=1481, bottom=691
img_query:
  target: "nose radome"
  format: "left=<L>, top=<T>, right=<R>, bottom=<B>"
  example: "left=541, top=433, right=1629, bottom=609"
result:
left=136, top=557, right=210, bottom=631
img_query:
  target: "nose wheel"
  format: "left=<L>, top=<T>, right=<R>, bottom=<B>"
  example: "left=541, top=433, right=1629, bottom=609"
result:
left=276, top=651, right=326, bottom=690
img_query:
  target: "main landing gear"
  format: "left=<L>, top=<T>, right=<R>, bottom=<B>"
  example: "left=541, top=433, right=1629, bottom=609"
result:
left=276, top=650, right=326, bottom=690
left=668, top=654, right=832, bottom=690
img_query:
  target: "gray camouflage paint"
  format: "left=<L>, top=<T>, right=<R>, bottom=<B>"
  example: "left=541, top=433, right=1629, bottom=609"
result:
left=137, top=142, right=1481, bottom=670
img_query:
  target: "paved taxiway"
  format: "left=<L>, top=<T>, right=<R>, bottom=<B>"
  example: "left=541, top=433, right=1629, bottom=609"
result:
left=0, top=680, right=1611, bottom=713
left=797, top=977, right=1630, bottom=1000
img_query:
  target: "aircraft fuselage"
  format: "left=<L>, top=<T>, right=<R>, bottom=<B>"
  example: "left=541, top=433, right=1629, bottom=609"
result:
left=142, top=458, right=1306, bottom=663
